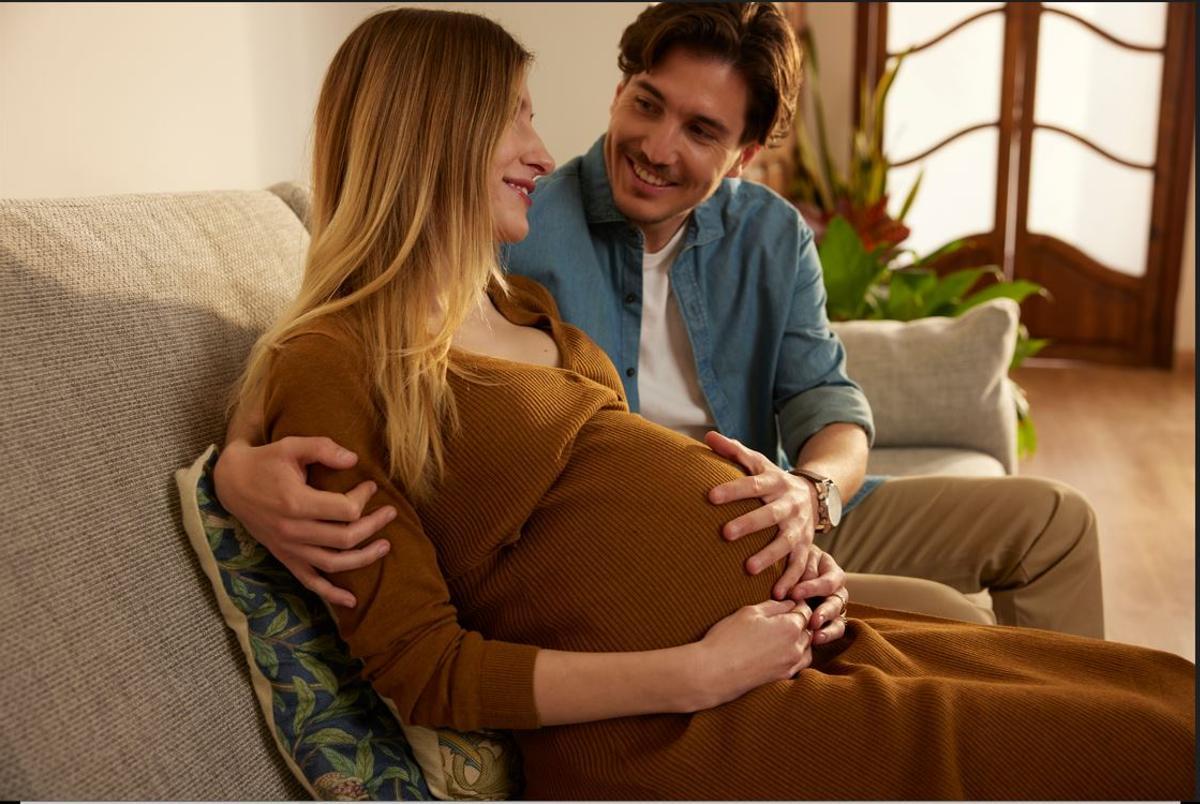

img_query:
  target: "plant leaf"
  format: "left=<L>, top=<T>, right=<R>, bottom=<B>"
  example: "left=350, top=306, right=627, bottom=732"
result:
left=264, top=609, right=290, bottom=637
left=281, top=593, right=314, bottom=626
left=228, top=573, right=252, bottom=602
left=376, top=741, right=408, bottom=763
left=1017, top=416, right=1038, bottom=459
left=355, top=734, right=375, bottom=782
left=319, top=746, right=359, bottom=778
left=250, top=635, right=278, bottom=679
left=923, top=267, right=995, bottom=314
left=794, top=119, right=832, bottom=211
left=884, top=268, right=938, bottom=320
left=956, top=279, right=1047, bottom=313
left=375, top=766, right=414, bottom=783
left=297, top=651, right=340, bottom=695
left=306, top=727, right=358, bottom=746
left=293, top=676, right=316, bottom=735
left=909, top=239, right=969, bottom=270
left=818, top=216, right=886, bottom=320
left=896, top=169, right=923, bottom=222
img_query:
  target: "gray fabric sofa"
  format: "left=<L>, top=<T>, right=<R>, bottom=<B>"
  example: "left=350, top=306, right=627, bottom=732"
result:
left=0, top=184, right=1017, bottom=799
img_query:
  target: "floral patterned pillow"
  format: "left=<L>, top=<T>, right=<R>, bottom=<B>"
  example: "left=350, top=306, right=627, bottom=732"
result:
left=175, top=446, right=523, bottom=800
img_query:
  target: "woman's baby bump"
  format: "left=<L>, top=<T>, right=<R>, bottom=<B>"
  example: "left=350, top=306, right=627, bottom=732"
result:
left=463, top=411, right=784, bottom=653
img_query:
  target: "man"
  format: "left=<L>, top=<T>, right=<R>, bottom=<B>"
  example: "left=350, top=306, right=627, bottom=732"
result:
left=215, top=2, right=1103, bottom=637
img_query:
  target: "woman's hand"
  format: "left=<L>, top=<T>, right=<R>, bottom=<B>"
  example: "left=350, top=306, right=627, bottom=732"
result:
left=688, top=599, right=814, bottom=711
left=704, top=431, right=818, bottom=599
left=213, top=436, right=396, bottom=607
left=793, top=548, right=850, bottom=645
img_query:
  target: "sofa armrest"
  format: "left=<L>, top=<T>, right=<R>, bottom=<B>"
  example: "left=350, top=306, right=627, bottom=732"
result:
left=830, top=299, right=1020, bottom=474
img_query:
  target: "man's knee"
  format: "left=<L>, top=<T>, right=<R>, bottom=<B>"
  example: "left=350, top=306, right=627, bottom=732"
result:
left=1040, top=478, right=1098, bottom=543
left=1008, top=477, right=1100, bottom=569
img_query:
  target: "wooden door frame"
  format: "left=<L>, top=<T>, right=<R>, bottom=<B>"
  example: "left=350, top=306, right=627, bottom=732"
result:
left=852, top=2, right=1195, bottom=366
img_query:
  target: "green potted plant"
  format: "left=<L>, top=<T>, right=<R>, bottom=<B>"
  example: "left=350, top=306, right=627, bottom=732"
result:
left=790, top=31, right=1047, bottom=457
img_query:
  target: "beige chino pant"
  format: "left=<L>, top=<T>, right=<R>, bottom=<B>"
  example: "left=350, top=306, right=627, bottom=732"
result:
left=817, top=475, right=1105, bottom=639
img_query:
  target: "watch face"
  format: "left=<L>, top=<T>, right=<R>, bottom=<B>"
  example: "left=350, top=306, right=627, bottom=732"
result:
left=826, top=481, right=843, bottom=527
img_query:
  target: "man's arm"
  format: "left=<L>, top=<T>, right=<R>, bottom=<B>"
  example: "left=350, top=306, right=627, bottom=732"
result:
left=214, top=396, right=395, bottom=608
left=706, top=214, right=872, bottom=631
left=792, top=421, right=868, bottom=505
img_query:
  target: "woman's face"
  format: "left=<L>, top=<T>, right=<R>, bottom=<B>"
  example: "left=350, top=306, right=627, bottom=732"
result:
left=491, top=79, right=554, bottom=243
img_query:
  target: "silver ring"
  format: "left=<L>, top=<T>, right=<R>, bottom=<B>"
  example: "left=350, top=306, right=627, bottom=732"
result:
left=832, top=591, right=849, bottom=619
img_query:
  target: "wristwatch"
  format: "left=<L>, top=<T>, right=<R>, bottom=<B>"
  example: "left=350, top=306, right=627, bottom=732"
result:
left=789, top=468, right=843, bottom=533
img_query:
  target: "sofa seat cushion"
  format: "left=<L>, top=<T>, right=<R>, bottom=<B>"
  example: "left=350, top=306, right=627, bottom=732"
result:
left=867, top=447, right=1007, bottom=478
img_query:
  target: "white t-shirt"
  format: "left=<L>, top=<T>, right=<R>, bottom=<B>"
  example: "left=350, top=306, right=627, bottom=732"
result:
left=636, top=224, right=717, bottom=441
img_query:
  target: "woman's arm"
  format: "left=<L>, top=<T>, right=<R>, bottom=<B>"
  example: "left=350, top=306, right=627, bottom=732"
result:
left=265, top=330, right=814, bottom=731
left=535, top=598, right=813, bottom=725
left=213, top=430, right=394, bottom=608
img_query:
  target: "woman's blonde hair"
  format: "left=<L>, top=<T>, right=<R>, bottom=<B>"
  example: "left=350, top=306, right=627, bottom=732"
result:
left=234, top=8, right=531, bottom=499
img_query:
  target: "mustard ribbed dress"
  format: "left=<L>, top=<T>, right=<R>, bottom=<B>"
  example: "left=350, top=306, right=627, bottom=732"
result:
left=263, top=275, right=1195, bottom=800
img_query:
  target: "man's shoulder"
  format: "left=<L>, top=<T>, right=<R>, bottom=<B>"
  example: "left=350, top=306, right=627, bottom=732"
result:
left=530, top=154, right=586, bottom=208
left=708, top=178, right=812, bottom=239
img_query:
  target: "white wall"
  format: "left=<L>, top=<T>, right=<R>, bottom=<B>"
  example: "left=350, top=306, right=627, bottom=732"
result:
left=798, top=3, right=857, bottom=178
left=1, top=1, right=1191, bottom=355
left=0, top=2, right=635, bottom=199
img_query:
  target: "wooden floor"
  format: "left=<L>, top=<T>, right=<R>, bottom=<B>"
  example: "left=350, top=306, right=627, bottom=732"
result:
left=1012, top=361, right=1195, bottom=661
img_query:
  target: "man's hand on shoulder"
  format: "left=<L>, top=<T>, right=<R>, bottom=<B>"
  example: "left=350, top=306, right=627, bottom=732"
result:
left=212, top=436, right=396, bottom=608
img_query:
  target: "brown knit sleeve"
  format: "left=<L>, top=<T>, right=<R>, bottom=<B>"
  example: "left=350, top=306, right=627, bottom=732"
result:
left=262, top=327, right=541, bottom=731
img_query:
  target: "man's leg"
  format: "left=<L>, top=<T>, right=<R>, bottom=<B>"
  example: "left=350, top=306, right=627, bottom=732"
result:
left=818, top=475, right=1104, bottom=638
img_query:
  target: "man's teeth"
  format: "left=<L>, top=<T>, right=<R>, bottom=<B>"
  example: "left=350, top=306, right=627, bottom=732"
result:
left=631, top=161, right=669, bottom=187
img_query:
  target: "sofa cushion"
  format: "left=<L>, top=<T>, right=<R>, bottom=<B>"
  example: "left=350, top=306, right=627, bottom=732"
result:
left=831, top=300, right=1020, bottom=474
left=176, top=446, right=434, bottom=801
left=867, top=447, right=1007, bottom=478
left=177, top=447, right=523, bottom=801
left=0, top=188, right=309, bottom=798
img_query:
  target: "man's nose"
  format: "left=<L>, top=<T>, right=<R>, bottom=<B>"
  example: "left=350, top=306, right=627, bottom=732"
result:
left=640, top=121, right=679, bottom=167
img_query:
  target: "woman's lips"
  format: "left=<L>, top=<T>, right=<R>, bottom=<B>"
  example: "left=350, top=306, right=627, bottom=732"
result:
left=504, top=178, right=534, bottom=207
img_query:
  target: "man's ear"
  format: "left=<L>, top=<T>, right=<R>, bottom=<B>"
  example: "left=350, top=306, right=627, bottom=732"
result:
left=725, top=142, right=764, bottom=179
left=610, top=79, right=628, bottom=115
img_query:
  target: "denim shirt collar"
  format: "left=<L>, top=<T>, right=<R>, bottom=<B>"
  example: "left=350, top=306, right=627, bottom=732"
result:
left=579, top=135, right=725, bottom=249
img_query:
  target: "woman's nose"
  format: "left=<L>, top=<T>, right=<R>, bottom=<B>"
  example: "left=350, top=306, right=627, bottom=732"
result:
left=526, top=136, right=555, bottom=177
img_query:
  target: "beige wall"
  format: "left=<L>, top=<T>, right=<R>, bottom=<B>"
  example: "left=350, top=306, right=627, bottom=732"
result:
left=798, top=3, right=857, bottom=177
left=0, top=2, right=634, bottom=198
left=1, top=1, right=1192, bottom=353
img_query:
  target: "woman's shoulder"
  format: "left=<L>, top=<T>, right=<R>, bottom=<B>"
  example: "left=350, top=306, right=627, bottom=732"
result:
left=262, top=315, right=376, bottom=438
left=268, top=315, right=369, bottom=391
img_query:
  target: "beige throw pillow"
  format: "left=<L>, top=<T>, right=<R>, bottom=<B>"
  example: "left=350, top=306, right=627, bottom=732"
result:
left=831, top=299, right=1019, bottom=473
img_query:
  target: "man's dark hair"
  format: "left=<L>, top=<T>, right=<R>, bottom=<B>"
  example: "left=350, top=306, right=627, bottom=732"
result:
left=617, top=2, right=803, bottom=147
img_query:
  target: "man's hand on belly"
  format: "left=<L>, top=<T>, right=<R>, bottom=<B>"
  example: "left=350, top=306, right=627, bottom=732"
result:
left=704, top=431, right=820, bottom=600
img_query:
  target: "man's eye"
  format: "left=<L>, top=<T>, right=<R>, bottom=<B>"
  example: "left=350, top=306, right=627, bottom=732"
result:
left=634, top=97, right=654, bottom=112
left=690, top=125, right=714, bottom=141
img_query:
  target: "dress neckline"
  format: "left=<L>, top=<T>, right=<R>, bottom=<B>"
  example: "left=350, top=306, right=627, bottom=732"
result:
left=449, top=281, right=571, bottom=373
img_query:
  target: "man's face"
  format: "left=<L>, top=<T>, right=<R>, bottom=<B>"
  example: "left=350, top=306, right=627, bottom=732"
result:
left=604, top=47, right=762, bottom=248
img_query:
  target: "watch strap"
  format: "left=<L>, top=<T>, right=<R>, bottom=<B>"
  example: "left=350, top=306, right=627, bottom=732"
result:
left=789, top=468, right=833, bottom=533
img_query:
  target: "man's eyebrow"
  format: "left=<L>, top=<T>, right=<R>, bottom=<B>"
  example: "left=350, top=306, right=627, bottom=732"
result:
left=632, top=78, right=732, bottom=138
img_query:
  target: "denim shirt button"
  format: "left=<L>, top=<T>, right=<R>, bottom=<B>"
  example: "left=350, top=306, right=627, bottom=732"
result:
left=624, top=293, right=637, bottom=304
left=625, top=367, right=635, bottom=377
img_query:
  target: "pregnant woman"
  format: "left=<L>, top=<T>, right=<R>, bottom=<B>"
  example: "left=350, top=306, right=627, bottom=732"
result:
left=233, top=7, right=1194, bottom=799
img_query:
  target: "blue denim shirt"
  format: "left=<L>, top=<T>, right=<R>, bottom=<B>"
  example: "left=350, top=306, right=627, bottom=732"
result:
left=503, top=136, right=882, bottom=510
